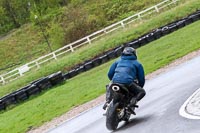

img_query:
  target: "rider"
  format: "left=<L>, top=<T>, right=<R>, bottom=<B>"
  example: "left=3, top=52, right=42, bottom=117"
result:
left=103, top=47, right=146, bottom=114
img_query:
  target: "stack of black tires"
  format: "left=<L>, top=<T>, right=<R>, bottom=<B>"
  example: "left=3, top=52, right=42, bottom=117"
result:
left=0, top=71, right=64, bottom=111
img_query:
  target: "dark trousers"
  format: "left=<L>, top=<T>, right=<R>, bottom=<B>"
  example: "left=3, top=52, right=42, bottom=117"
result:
left=128, top=82, right=146, bottom=101
left=106, top=82, right=146, bottom=102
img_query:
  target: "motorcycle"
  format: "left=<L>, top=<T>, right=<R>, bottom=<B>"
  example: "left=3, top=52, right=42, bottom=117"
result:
left=105, top=83, right=138, bottom=131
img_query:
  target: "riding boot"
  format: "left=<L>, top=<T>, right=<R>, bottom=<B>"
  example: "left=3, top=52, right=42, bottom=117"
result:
left=103, top=84, right=112, bottom=110
left=128, top=97, right=138, bottom=115
left=103, top=101, right=110, bottom=110
left=130, top=97, right=137, bottom=106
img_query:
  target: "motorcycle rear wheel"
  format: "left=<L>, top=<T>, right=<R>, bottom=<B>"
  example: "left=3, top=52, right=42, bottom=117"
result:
left=106, top=102, right=120, bottom=131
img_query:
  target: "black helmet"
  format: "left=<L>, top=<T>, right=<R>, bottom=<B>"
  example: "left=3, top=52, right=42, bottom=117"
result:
left=122, top=47, right=136, bottom=56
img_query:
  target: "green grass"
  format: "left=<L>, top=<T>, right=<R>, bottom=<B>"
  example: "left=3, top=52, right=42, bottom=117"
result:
left=139, top=21, right=200, bottom=73
left=0, top=0, right=200, bottom=98
left=0, top=25, right=50, bottom=72
left=0, top=18, right=200, bottom=133
left=0, top=0, right=163, bottom=72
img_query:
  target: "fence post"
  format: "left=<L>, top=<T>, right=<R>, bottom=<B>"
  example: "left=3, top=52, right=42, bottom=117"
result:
left=36, top=61, right=40, bottom=68
left=0, top=76, right=5, bottom=84
left=52, top=52, right=57, bottom=60
left=104, top=29, right=108, bottom=34
left=18, top=69, right=23, bottom=76
left=137, top=14, right=142, bottom=20
left=70, top=45, right=74, bottom=52
left=155, top=6, right=159, bottom=12
left=87, top=37, right=91, bottom=44
left=120, top=21, right=125, bottom=28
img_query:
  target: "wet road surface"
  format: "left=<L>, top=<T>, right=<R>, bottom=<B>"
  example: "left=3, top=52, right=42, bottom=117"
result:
left=48, top=55, right=200, bottom=133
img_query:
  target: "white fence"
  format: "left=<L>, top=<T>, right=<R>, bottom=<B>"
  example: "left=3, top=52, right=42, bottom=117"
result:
left=0, top=0, right=180, bottom=85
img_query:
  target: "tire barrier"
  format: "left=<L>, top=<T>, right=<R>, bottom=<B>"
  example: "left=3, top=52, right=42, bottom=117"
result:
left=1, top=10, right=200, bottom=112
left=153, top=29, right=163, bottom=39
left=107, top=50, right=118, bottom=60
left=15, top=90, right=29, bottom=102
left=31, top=77, right=52, bottom=91
left=0, top=72, right=64, bottom=111
left=1, top=94, right=17, bottom=107
left=176, top=19, right=186, bottom=29
left=0, top=100, right=6, bottom=110
left=99, top=54, right=109, bottom=64
left=189, top=13, right=200, bottom=22
left=25, top=85, right=41, bottom=96
left=75, top=66, right=85, bottom=74
left=14, top=85, right=30, bottom=102
left=67, top=69, right=79, bottom=79
left=114, top=46, right=124, bottom=57
left=145, top=32, right=156, bottom=43
left=161, top=26, right=171, bottom=35
left=92, top=58, right=101, bottom=67
left=48, top=71, right=64, bottom=86
left=126, top=40, right=140, bottom=49
left=84, top=61, right=94, bottom=71
left=62, top=72, right=71, bottom=80
left=138, top=36, right=148, bottom=46
left=184, top=17, right=193, bottom=25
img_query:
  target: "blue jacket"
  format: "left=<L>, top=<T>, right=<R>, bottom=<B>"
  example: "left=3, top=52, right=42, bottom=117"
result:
left=108, top=55, right=145, bottom=87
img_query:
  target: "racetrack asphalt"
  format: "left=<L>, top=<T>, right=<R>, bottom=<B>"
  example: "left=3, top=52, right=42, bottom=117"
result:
left=47, top=55, right=200, bottom=133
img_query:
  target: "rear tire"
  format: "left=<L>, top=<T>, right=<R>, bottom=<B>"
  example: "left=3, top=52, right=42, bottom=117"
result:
left=106, top=102, right=120, bottom=131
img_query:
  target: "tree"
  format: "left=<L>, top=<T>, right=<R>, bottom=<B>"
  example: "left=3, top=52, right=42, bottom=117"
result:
left=1, top=0, right=20, bottom=28
left=0, top=0, right=69, bottom=35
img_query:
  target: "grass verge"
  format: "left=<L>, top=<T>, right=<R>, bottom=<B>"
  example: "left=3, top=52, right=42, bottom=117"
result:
left=1, top=0, right=200, bottom=97
left=0, top=0, right=163, bottom=71
left=0, top=18, right=200, bottom=133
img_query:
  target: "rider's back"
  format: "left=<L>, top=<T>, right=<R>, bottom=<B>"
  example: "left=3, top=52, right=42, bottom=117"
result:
left=108, top=55, right=144, bottom=86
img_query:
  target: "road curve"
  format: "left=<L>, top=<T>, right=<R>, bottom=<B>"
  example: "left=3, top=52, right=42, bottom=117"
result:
left=47, top=55, right=200, bottom=133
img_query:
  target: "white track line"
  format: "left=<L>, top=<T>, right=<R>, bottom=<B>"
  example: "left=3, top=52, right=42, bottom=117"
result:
left=179, top=88, right=200, bottom=119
